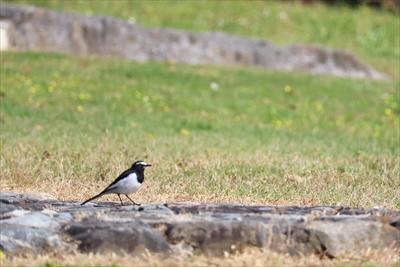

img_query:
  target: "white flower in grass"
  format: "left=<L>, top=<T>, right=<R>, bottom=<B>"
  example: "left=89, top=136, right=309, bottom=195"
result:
left=128, top=17, right=136, bottom=24
left=210, top=82, right=219, bottom=91
left=279, top=11, right=288, bottom=20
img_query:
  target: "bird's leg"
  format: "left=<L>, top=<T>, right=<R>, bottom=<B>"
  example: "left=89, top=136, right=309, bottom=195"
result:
left=125, top=194, right=140, bottom=206
left=117, top=194, right=124, bottom=206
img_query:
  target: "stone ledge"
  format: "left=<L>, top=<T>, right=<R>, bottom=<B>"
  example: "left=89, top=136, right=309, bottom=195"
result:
left=0, top=192, right=399, bottom=258
left=0, top=4, right=388, bottom=80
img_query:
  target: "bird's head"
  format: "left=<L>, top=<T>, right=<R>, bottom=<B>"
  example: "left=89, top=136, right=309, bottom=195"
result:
left=131, top=160, right=152, bottom=171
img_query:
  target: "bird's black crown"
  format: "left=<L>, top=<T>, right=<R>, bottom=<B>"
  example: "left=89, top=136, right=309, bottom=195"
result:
left=131, top=160, right=152, bottom=169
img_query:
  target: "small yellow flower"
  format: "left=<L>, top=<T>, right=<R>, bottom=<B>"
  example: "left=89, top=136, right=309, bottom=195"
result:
left=284, top=85, right=292, bottom=94
left=273, top=119, right=283, bottom=128
left=76, top=105, right=84, bottom=112
left=48, top=81, right=57, bottom=93
left=79, top=92, right=91, bottom=101
left=384, top=108, right=393, bottom=116
left=30, top=86, right=37, bottom=94
left=180, top=128, right=190, bottom=136
left=147, top=133, right=155, bottom=140
left=315, top=102, right=324, bottom=112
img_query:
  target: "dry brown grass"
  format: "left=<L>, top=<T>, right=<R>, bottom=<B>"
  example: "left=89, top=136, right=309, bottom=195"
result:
left=2, top=248, right=400, bottom=267
left=2, top=146, right=398, bottom=266
left=2, top=143, right=399, bottom=209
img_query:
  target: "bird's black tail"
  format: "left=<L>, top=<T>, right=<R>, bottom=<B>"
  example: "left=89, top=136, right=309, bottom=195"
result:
left=81, top=192, right=105, bottom=206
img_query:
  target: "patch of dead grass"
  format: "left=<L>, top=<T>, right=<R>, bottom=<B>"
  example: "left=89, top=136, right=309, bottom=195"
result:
left=2, top=248, right=399, bottom=267
left=1, top=143, right=399, bottom=208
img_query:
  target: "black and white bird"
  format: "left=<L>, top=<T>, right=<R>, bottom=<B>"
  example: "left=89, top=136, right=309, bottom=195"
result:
left=81, top=160, right=151, bottom=206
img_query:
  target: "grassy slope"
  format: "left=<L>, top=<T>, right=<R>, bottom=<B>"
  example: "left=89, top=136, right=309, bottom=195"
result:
left=1, top=52, right=399, bottom=209
left=7, top=0, right=400, bottom=79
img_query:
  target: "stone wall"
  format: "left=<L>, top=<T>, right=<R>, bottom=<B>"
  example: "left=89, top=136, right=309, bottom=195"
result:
left=0, top=4, right=387, bottom=80
left=1, top=192, right=399, bottom=257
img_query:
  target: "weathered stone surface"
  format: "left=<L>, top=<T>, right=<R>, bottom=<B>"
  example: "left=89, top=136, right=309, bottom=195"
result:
left=0, top=208, right=73, bottom=254
left=166, top=221, right=268, bottom=255
left=306, top=218, right=400, bottom=257
left=0, top=4, right=387, bottom=80
left=0, top=192, right=399, bottom=257
left=0, top=202, right=20, bottom=214
left=65, top=219, right=169, bottom=254
left=0, top=223, right=68, bottom=254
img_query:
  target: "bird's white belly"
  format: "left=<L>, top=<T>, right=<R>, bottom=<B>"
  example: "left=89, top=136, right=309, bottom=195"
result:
left=108, top=173, right=141, bottom=194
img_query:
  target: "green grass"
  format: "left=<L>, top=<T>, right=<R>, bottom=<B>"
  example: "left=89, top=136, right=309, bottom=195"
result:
left=6, top=0, right=400, bottom=79
left=1, top=52, right=399, bottom=208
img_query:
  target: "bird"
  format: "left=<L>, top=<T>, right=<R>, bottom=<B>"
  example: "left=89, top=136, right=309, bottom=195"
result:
left=81, top=160, right=152, bottom=206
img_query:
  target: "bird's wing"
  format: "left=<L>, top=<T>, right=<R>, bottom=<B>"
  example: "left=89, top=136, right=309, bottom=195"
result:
left=81, top=168, right=133, bottom=205
left=103, top=168, right=133, bottom=192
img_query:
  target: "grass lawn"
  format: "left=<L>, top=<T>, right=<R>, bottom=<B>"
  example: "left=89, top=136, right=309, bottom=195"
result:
left=1, top=52, right=399, bottom=209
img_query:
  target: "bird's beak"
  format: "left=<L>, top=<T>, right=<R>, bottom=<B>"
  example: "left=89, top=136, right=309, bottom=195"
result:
left=145, top=164, right=152, bottom=167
